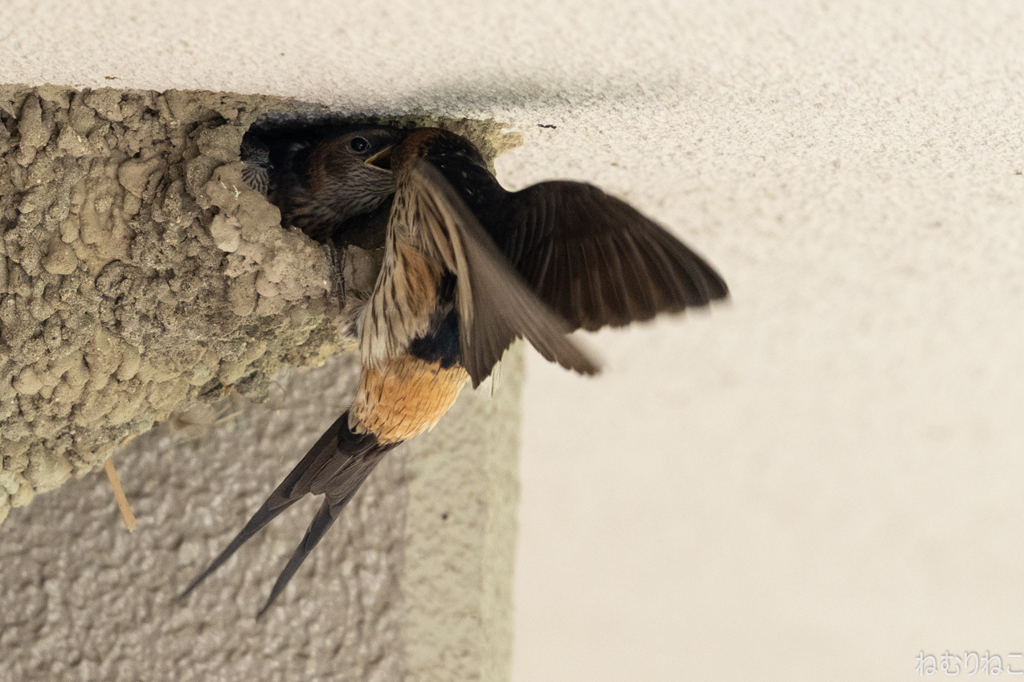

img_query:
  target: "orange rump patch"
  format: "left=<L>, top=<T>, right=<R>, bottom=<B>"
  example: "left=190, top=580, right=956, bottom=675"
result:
left=351, top=356, right=470, bottom=443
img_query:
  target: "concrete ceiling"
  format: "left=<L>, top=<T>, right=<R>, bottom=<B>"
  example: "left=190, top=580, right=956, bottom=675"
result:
left=4, top=0, right=1024, bottom=679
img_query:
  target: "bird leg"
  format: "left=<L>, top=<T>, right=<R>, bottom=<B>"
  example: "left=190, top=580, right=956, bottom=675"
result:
left=321, top=240, right=348, bottom=309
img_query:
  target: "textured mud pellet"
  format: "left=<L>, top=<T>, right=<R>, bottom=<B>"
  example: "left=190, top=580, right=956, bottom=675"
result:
left=0, top=84, right=521, bottom=523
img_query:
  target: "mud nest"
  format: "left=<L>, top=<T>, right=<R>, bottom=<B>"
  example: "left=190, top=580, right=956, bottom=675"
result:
left=0, top=85, right=518, bottom=525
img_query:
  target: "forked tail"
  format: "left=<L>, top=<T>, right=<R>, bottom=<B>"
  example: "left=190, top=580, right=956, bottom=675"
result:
left=179, top=411, right=398, bottom=616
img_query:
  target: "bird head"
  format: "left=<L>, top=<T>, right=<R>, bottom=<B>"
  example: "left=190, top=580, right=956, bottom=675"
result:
left=302, top=126, right=406, bottom=224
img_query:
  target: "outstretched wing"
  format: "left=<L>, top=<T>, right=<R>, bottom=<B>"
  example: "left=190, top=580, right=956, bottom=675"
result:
left=397, top=158, right=600, bottom=387
left=496, top=182, right=729, bottom=332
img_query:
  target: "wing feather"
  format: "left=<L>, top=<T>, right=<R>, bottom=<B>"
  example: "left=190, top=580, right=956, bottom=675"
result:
left=502, top=182, right=728, bottom=332
left=401, top=159, right=599, bottom=387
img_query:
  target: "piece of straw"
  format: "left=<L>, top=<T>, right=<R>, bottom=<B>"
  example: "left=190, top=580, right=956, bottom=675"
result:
left=104, top=457, right=136, bottom=533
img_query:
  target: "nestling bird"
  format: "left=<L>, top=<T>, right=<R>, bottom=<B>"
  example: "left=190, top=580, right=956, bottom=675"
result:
left=182, top=126, right=729, bottom=616
left=239, top=136, right=272, bottom=197
left=242, top=123, right=407, bottom=242
left=241, top=123, right=408, bottom=346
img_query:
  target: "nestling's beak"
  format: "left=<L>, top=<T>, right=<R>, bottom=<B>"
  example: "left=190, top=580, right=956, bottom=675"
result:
left=365, top=146, right=394, bottom=171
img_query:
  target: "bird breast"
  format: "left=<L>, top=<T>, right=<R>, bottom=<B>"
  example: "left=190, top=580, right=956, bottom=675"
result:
left=360, top=235, right=443, bottom=367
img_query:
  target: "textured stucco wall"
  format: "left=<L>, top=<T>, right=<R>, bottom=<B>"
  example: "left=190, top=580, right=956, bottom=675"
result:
left=0, top=347, right=523, bottom=682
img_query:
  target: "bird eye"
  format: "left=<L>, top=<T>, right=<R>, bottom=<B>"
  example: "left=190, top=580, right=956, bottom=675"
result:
left=349, top=137, right=369, bottom=153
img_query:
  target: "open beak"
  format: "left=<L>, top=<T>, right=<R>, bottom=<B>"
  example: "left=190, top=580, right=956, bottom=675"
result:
left=364, top=146, right=394, bottom=171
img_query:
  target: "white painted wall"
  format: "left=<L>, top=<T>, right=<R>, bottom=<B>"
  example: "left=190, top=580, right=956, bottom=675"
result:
left=4, top=0, right=1024, bottom=679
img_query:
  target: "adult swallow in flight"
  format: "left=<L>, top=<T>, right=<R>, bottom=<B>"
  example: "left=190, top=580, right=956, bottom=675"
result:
left=182, top=126, right=728, bottom=616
